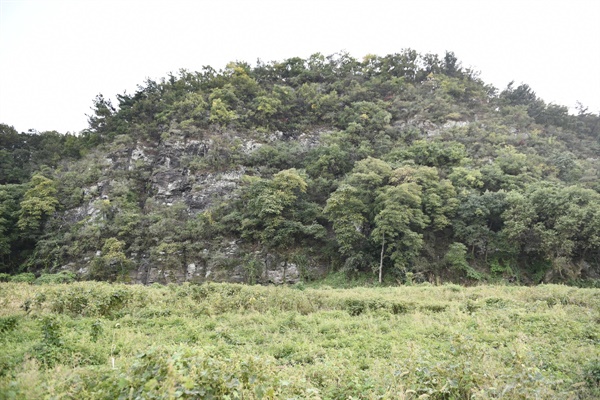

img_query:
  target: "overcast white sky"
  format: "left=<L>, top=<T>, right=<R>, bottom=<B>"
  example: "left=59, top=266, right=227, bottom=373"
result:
left=1, top=0, right=599, bottom=133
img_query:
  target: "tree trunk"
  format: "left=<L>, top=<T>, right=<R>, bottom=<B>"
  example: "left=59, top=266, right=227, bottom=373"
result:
left=379, top=232, right=385, bottom=284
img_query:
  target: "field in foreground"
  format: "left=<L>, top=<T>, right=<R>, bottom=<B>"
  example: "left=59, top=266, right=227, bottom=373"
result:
left=0, top=282, right=598, bottom=399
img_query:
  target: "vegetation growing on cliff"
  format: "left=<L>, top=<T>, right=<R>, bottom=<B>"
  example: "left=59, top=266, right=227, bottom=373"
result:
left=1, top=50, right=599, bottom=284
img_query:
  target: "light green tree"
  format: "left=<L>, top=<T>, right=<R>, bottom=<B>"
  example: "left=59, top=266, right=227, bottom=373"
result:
left=391, top=165, right=458, bottom=230
left=324, top=158, right=393, bottom=272
left=240, top=169, right=325, bottom=272
left=371, top=183, right=428, bottom=282
left=90, top=237, right=131, bottom=281
left=209, top=98, right=238, bottom=126
left=17, top=174, right=59, bottom=238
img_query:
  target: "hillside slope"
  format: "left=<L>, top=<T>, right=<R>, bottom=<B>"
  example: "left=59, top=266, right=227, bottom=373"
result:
left=1, top=50, right=599, bottom=284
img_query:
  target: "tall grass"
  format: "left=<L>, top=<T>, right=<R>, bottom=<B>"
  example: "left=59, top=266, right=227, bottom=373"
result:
left=0, top=281, right=598, bottom=399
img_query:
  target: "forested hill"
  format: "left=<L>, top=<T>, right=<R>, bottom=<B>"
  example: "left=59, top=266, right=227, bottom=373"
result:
left=1, top=50, right=599, bottom=285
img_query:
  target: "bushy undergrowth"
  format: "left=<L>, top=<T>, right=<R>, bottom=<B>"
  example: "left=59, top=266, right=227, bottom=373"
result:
left=0, top=281, right=598, bottom=399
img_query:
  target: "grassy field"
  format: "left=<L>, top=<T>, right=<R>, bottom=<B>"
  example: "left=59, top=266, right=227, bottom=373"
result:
left=0, top=281, right=598, bottom=399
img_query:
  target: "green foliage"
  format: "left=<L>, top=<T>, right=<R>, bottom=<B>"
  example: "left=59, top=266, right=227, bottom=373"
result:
left=0, top=315, right=18, bottom=336
left=10, top=272, right=36, bottom=283
left=501, top=184, right=600, bottom=280
left=209, top=98, right=238, bottom=126
left=242, top=254, right=263, bottom=285
left=391, top=165, right=458, bottom=230
left=445, top=242, right=483, bottom=280
left=1, top=50, right=600, bottom=284
left=388, top=140, right=467, bottom=168
left=584, top=359, right=600, bottom=390
left=453, top=190, right=508, bottom=263
left=17, top=174, right=59, bottom=238
left=22, top=285, right=131, bottom=320
left=245, top=141, right=307, bottom=173
left=0, top=184, right=25, bottom=268
left=323, top=184, right=369, bottom=259
left=0, top=282, right=599, bottom=398
left=304, top=140, right=353, bottom=181
left=372, top=183, right=428, bottom=273
left=339, top=100, right=392, bottom=133
left=239, top=169, right=325, bottom=268
left=87, top=93, right=121, bottom=138
left=89, top=347, right=277, bottom=399
left=170, top=92, right=209, bottom=128
left=90, top=319, right=103, bottom=342
left=34, top=271, right=76, bottom=284
left=0, top=125, right=84, bottom=185
left=89, top=237, right=132, bottom=281
left=33, top=315, right=64, bottom=368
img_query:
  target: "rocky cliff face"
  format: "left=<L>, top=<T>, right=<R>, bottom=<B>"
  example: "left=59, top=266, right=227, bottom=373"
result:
left=57, top=128, right=324, bottom=285
left=57, top=119, right=477, bottom=285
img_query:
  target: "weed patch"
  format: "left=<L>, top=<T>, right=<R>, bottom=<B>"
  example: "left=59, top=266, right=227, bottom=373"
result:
left=0, top=282, right=598, bottom=398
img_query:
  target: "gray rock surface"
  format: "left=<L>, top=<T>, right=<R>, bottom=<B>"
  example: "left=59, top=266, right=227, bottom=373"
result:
left=59, top=129, right=325, bottom=284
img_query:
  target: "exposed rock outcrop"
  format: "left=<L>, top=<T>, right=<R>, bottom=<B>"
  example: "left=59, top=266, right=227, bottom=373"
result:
left=59, top=129, right=326, bottom=284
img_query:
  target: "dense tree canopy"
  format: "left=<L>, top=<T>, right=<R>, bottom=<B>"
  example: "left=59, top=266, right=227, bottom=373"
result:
left=1, top=50, right=599, bottom=284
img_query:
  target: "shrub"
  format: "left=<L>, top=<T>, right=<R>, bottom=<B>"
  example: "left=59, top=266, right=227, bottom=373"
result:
left=390, top=301, right=412, bottom=314
left=445, top=243, right=483, bottom=281
left=69, top=347, right=278, bottom=399
left=10, top=273, right=36, bottom=283
left=345, top=299, right=367, bottom=316
left=32, top=315, right=64, bottom=368
left=0, top=316, right=19, bottom=335
left=48, top=285, right=132, bottom=317
left=35, top=271, right=76, bottom=284
left=584, top=359, right=600, bottom=388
